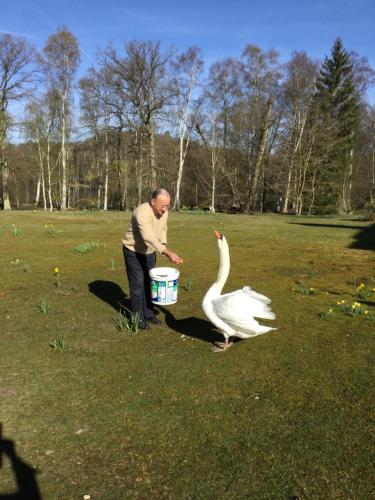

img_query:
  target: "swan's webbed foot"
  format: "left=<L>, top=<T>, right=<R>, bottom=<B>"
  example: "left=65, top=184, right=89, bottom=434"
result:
left=211, top=339, right=233, bottom=352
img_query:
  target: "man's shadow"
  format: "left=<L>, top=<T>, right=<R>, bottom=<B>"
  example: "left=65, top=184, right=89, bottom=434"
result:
left=88, top=280, right=131, bottom=313
left=0, top=425, right=41, bottom=499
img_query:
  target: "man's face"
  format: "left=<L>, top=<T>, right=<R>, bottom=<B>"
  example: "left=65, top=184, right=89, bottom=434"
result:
left=151, top=194, right=171, bottom=218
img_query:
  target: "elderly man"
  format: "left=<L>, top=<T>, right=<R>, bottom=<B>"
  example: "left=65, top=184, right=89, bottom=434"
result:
left=122, top=188, right=183, bottom=330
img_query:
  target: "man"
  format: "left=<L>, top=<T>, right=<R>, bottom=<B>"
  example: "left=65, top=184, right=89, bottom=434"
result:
left=122, top=188, right=183, bottom=330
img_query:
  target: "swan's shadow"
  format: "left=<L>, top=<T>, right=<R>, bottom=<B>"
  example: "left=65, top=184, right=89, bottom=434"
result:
left=157, top=305, right=230, bottom=345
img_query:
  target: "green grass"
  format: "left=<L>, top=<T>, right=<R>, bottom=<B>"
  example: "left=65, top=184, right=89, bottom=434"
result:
left=0, top=211, right=374, bottom=498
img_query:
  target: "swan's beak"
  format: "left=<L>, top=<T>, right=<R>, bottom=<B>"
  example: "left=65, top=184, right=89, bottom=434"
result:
left=214, top=230, right=223, bottom=240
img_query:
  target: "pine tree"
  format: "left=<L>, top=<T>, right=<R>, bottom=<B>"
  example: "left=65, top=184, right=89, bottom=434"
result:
left=316, top=38, right=360, bottom=213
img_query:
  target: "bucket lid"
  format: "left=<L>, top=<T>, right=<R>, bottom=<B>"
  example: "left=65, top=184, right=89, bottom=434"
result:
left=149, top=267, right=180, bottom=279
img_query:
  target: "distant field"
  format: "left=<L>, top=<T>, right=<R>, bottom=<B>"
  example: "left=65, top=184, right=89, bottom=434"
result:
left=0, top=211, right=374, bottom=498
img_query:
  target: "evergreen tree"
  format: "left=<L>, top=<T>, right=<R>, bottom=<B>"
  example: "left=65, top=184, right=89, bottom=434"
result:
left=316, top=38, right=360, bottom=213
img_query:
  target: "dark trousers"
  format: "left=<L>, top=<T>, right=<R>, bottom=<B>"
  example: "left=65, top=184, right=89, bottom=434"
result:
left=123, top=246, right=156, bottom=321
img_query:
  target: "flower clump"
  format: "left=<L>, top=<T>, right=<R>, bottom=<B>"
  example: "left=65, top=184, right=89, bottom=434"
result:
left=320, top=299, right=374, bottom=321
left=356, top=283, right=375, bottom=300
left=295, top=283, right=319, bottom=296
left=320, top=282, right=374, bottom=321
left=53, top=267, right=62, bottom=288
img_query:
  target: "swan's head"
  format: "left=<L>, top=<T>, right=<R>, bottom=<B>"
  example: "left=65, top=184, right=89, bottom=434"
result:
left=214, top=230, right=229, bottom=259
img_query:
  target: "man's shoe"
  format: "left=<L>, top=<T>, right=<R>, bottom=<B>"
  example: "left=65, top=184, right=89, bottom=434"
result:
left=146, top=317, right=162, bottom=325
left=139, top=320, right=150, bottom=330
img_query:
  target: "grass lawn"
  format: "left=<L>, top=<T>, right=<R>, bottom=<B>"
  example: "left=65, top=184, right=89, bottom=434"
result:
left=0, top=210, right=374, bottom=499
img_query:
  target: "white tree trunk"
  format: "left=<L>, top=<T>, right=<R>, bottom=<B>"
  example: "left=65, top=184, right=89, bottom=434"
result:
left=1, top=161, right=11, bottom=210
left=174, top=76, right=194, bottom=210
left=175, top=133, right=190, bottom=210
left=371, top=132, right=375, bottom=205
left=211, top=158, right=216, bottom=213
left=103, top=138, right=109, bottom=211
left=61, top=95, right=68, bottom=209
left=34, top=174, right=41, bottom=207
left=149, top=120, right=156, bottom=188
left=41, top=163, right=47, bottom=210
left=47, top=138, right=53, bottom=211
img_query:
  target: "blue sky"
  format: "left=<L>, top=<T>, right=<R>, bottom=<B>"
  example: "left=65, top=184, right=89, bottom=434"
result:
left=1, top=0, right=375, bottom=102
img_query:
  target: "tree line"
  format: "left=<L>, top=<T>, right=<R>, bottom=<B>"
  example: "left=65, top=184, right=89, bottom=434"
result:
left=1, top=28, right=374, bottom=214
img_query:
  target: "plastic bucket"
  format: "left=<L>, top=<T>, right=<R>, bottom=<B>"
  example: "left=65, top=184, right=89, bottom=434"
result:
left=150, top=267, right=180, bottom=305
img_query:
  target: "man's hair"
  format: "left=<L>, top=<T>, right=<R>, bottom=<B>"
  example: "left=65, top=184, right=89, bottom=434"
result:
left=151, top=188, right=170, bottom=199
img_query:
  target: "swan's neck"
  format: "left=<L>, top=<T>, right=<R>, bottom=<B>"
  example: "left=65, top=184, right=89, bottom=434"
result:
left=211, top=236, right=230, bottom=295
left=202, top=236, right=233, bottom=337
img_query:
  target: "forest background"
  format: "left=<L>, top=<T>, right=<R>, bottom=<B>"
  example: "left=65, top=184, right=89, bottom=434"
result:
left=1, top=28, right=375, bottom=215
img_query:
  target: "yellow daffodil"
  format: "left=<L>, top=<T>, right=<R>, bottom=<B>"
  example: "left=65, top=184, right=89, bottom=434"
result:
left=54, top=267, right=59, bottom=274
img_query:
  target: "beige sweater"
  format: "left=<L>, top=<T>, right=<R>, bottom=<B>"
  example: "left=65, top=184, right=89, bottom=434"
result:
left=123, top=202, right=168, bottom=254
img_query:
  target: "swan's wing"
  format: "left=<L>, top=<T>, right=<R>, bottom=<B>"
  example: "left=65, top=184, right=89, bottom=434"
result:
left=211, top=287, right=276, bottom=337
left=212, top=287, right=276, bottom=321
left=242, top=286, right=272, bottom=305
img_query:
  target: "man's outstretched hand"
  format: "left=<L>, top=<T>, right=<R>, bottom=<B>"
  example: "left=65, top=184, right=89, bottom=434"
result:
left=163, top=248, right=183, bottom=264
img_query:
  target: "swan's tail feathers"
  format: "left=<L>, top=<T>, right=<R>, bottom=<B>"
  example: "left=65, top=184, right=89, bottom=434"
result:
left=223, top=316, right=276, bottom=338
left=242, top=286, right=272, bottom=305
left=235, top=324, right=276, bottom=339
left=247, top=325, right=277, bottom=337
left=255, top=308, right=276, bottom=321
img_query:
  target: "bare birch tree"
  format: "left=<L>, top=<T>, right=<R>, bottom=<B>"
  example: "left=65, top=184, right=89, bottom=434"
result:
left=171, top=46, right=203, bottom=210
left=205, top=58, right=241, bottom=207
left=24, top=91, right=59, bottom=210
left=278, top=52, right=319, bottom=213
left=106, top=41, right=174, bottom=190
left=239, top=45, right=281, bottom=211
left=370, top=107, right=375, bottom=206
left=196, top=79, right=224, bottom=211
left=79, top=66, right=114, bottom=210
left=0, top=33, right=34, bottom=210
left=39, top=27, right=80, bottom=210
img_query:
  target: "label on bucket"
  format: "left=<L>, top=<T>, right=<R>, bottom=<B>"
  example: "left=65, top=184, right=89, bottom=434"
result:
left=167, top=279, right=178, bottom=303
left=150, top=267, right=179, bottom=305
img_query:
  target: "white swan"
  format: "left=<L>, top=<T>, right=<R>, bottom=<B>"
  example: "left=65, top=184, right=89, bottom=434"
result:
left=202, top=230, right=276, bottom=351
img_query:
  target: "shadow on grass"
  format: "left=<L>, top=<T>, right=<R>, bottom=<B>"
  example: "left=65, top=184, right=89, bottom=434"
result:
left=0, top=424, right=41, bottom=499
left=88, top=281, right=234, bottom=346
left=350, top=223, right=375, bottom=250
left=358, top=299, right=375, bottom=307
left=157, top=305, right=226, bottom=345
left=88, top=280, right=130, bottom=312
left=289, top=222, right=375, bottom=251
